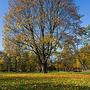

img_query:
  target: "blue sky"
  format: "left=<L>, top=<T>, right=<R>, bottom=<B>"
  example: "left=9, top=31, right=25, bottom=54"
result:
left=0, top=0, right=90, bottom=51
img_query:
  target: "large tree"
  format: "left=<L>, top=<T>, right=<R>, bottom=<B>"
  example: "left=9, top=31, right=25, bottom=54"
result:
left=4, top=0, right=82, bottom=73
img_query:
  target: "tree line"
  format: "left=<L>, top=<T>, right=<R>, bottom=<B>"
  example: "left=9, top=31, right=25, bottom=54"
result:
left=0, top=44, right=90, bottom=72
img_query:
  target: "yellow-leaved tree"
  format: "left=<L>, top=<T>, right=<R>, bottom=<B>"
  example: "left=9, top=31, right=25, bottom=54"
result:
left=4, top=0, right=82, bottom=73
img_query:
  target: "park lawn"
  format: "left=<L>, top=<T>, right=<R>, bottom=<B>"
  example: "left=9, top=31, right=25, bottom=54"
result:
left=0, top=72, right=90, bottom=90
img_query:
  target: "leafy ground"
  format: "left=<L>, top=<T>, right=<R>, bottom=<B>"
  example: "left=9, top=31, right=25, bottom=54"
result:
left=0, top=71, right=90, bottom=90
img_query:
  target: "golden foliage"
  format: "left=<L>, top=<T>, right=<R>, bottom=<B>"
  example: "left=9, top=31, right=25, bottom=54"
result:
left=4, top=24, right=10, bottom=32
left=52, top=17, right=65, bottom=25
left=42, top=34, right=54, bottom=44
left=15, top=6, right=25, bottom=12
left=15, top=34, right=23, bottom=41
left=0, top=60, right=4, bottom=65
left=73, top=59, right=81, bottom=68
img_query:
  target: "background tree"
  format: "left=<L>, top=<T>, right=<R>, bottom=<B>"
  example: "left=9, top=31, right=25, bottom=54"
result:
left=77, top=44, right=90, bottom=70
left=60, top=44, right=76, bottom=71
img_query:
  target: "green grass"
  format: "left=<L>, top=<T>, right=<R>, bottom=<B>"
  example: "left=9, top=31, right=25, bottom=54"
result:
left=0, top=72, right=90, bottom=90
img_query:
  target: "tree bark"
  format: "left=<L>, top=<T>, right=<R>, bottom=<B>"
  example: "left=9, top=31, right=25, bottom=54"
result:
left=41, top=62, right=47, bottom=73
left=7, top=58, right=11, bottom=72
left=15, top=59, right=17, bottom=72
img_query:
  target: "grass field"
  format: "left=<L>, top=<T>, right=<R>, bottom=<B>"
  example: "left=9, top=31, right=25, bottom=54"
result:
left=0, top=71, right=90, bottom=90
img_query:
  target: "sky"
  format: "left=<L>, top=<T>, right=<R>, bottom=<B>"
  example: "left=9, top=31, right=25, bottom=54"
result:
left=0, top=0, right=90, bottom=51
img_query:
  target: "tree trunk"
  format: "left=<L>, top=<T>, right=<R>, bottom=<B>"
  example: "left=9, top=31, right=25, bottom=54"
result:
left=41, top=62, right=47, bottom=73
left=7, top=59, right=11, bottom=72
left=15, top=59, right=17, bottom=72
left=82, top=64, right=88, bottom=71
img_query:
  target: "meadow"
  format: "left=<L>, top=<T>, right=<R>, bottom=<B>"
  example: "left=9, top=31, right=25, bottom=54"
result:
left=0, top=72, right=90, bottom=90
